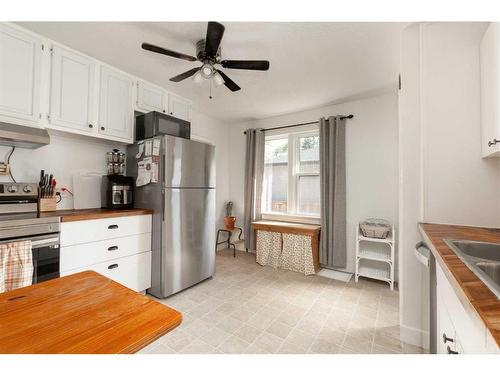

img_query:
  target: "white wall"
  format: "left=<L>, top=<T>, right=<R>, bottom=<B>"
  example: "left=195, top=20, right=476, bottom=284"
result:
left=398, top=23, right=429, bottom=349
left=0, top=112, right=230, bottom=219
left=191, top=109, right=230, bottom=226
left=0, top=131, right=124, bottom=209
left=229, top=91, right=399, bottom=275
left=398, top=22, right=500, bottom=350
left=422, top=22, right=500, bottom=227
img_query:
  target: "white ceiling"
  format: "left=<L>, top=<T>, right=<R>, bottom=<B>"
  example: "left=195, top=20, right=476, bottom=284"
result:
left=18, top=22, right=406, bottom=123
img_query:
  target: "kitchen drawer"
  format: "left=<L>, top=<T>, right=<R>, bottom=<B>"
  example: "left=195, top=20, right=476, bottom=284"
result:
left=60, top=232, right=151, bottom=272
left=60, top=215, right=152, bottom=246
left=61, top=251, right=152, bottom=292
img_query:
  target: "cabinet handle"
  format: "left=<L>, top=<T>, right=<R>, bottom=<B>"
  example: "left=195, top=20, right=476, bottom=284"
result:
left=488, top=138, right=499, bottom=147
left=162, top=109, right=165, bottom=113
left=446, top=345, right=458, bottom=354
left=107, top=245, right=118, bottom=251
left=170, top=112, right=173, bottom=115
left=442, top=333, right=454, bottom=343
left=108, top=224, right=119, bottom=229
left=88, top=124, right=93, bottom=128
left=108, top=264, right=118, bottom=270
left=101, top=126, right=105, bottom=131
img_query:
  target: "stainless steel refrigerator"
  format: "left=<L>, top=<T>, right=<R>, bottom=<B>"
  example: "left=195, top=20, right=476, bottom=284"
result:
left=127, top=135, right=216, bottom=298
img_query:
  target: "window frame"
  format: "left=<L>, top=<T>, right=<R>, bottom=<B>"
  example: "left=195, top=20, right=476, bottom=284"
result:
left=261, top=126, right=320, bottom=222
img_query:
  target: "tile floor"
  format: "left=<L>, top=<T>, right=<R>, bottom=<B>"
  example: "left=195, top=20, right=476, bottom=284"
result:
left=139, top=249, right=424, bottom=354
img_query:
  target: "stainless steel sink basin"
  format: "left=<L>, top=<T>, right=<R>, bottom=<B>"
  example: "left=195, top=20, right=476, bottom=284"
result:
left=447, top=240, right=500, bottom=262
left=444, top=239, right=500, bottom=299
left=476, top=263, right=500, bottom=285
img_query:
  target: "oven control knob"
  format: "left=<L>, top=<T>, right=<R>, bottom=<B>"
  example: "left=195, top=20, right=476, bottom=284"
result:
left=7, top=185, right=17, bottom=193
left=23, top=185, right=33, bottom=193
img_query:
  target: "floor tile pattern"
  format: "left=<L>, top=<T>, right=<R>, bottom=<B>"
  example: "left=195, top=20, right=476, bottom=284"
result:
left=139, top=249, right=423, bottom=354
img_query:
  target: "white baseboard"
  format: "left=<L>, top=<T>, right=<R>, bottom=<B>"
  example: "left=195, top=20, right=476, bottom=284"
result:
left=400, top=324, right=430, bottom=350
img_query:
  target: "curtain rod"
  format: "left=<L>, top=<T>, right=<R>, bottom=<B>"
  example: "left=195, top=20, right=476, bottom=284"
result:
left=243, top=114, right=353, bottom=134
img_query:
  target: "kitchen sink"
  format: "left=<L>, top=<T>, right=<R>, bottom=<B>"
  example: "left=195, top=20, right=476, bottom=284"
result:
left=447, top=240, right=500, bottom=262
left=444, top=239, right=500, bottom=299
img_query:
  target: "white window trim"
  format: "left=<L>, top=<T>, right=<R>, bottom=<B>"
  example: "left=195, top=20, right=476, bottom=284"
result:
left=262, top=126, right=320, bottom=222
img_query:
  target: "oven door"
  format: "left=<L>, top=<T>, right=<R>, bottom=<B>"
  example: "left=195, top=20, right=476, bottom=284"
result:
left=31, top=234, right=60, bottom=284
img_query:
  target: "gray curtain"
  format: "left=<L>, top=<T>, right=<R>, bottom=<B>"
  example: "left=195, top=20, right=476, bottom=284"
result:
left=243, top=128, right=265, bottom=251
left=319, top=116, right=347, bottom=268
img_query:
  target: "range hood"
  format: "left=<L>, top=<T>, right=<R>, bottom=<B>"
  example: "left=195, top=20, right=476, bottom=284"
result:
left=0, top=122, right=50, bottom=149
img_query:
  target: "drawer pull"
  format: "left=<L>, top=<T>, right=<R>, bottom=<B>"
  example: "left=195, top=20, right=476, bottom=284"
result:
left=442, top=333, right=454, bottom=343
left=107, top=245, right=118, bottom=251
left=108, top=224, right=119, bottom=230
left=108, top=264, right=119, bottom=270
left=446, top=345, right=458, bottom=355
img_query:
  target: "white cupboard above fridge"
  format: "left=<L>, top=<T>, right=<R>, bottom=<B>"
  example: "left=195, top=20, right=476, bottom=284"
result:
left=168, top=93, right=191, bottom=122
left=0, top=23, right=42, bottom=125
left=136, top=79, right=168, bottom=113
left=98, top=65, right=134, bottom=141
left=48, top=44, right=95, bottom=134
left=480, top=22, right=500, bottom=158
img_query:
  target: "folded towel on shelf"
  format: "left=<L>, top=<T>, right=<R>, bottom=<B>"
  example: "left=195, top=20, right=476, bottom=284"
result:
left=0, top=240, right=33, bottom=293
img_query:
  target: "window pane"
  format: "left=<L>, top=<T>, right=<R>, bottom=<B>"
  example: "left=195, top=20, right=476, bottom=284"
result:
left=298, top=175, right=320, bottom=215
left=299, top=135, right=319, bottom=173
left=262, top=137, right=288, bottom=213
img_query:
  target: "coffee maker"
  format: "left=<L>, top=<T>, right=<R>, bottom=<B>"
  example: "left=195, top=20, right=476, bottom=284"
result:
left=101, top=175, right=134, bottom=209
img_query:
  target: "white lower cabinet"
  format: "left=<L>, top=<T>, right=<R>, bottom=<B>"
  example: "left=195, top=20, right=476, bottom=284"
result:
left=436, top=262, right=498, bottom=353
left=60, top=214, right=152, bottom=292
left=61, top=252, right=152, bottom=293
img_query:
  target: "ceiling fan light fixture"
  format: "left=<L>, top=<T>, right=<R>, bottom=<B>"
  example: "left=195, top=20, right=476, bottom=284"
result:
left=213, top=71, right=224, bottom=86
left=201, top=64, right=214, bottom=78
left=192, top=70, right=203, bottom=83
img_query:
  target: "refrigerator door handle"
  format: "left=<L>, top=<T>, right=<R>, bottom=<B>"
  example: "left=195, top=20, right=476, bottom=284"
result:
left=161, top=152, right=166, bottom=222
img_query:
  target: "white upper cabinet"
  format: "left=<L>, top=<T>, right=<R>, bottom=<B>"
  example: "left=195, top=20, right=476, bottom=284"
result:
left=0, top=23, right=42, bottom=123
left=98, top=65, right=134, bottom=141
left=168, top=93, right=191, bottom=122
left=136, top=80, right=167, bottom=113
left=49, top=45, right=95, bottom=133
left=480, top=22, right=500, bottom=158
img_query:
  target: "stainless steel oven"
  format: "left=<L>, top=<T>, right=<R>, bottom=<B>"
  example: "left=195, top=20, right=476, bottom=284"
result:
left=0, top=182, right=61, bottom=285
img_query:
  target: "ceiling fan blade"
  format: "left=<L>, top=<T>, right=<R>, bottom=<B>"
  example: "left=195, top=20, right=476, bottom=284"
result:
left=216, top=70, right=241, bottom=92
left=221, top=60, right=270, bottom=71
left=170, top=68, right=200, bottom=82
left=205, top=22, right=225, bottom=58
left=142, top=42, right=197, bottom=62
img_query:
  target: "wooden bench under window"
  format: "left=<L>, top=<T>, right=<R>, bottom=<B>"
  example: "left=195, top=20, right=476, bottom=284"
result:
left=251, top=220, right=321, bottom=275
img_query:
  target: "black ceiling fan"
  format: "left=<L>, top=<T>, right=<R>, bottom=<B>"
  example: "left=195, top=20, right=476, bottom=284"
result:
left=141, top=21, right=270, bottom=92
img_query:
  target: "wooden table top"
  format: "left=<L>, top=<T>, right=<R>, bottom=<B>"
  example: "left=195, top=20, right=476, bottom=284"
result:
left=40, top=208, right=153, bottom=222
left=252, top=220, right=321, bottom=235
left=0, top=271, right=181, bottom=354
left=419, top=223, right=500, bottom=347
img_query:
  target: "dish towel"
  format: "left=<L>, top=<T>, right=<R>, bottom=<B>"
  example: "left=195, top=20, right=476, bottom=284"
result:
left=0, top=240, right=33, bottom=293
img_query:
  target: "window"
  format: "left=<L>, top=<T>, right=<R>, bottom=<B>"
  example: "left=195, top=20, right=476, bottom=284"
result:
left=262, top=128, right=320, bottom=218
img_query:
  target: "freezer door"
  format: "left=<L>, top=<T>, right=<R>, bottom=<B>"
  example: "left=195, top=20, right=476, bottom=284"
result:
left=163, top=135, right=215, bottom=188
left=160, top=188, right=215, bottom=297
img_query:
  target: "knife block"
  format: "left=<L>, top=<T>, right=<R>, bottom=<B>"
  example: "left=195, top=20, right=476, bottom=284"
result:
left=38, top=197, right=57, bottom=212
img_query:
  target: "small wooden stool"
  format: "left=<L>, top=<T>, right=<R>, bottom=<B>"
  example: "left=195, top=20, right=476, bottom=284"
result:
left=215, top=227, right=243, bottom=257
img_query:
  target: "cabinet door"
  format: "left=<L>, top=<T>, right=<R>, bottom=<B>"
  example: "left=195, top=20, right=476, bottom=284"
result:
left=137, top=80, right=167, bottom=113
left=168, top=93, right=191, bottom=121
left=0, top=24, right=42, bottom=122
left=49, top=45, right=95, bottom=133
left=480, top=23, right=500, bottom=157
left=98, top=65, right=133, bottom=141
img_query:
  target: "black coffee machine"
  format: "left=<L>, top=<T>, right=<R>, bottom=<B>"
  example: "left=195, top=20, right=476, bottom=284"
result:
left=101, top=175, right=134, bottom=209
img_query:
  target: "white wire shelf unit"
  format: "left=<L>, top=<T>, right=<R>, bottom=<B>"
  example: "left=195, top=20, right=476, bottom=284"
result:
left=355, top=223, right=395, bottom=290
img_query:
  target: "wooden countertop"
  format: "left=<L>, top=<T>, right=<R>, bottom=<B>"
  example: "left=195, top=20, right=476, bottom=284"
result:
left=252, top=220, right=320, bottom=235
left=419, top=223, right=500, bottom=347
left=0, top=271, right=182, bottom=354
left=40, top=208, right=153, bottom=222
